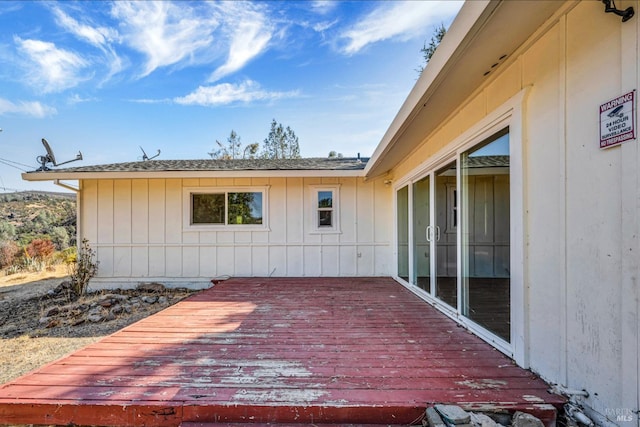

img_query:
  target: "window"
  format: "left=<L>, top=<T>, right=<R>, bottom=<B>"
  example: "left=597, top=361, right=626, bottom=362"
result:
left=310, top=185, right=340, bottom=233
left=318, top=191, right=333, bottom=227
left=184, top=187, right=268, bottom=229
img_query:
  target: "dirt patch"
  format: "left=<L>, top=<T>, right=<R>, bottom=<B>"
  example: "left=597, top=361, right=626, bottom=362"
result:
left=0, top=267, right=197, bottom=385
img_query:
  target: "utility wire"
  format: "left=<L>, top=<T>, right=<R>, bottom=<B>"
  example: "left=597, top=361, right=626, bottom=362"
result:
left=0, top=156, right=36, bottom=172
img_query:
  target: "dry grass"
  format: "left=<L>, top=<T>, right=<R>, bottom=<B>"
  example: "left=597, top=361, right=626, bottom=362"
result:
left=0, top=267, right=195, bottom=385
left=0, top=263, right=68, bottom=289
left=0, top=266, right=104, bottom=385
left=0, top=335, right=101, bottom=385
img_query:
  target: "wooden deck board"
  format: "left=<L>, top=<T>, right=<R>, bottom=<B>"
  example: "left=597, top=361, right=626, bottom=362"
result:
left=0, top=277, right=564, bottom=426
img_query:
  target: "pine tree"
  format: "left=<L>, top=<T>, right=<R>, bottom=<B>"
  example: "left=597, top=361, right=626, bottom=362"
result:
left=261, top=119, right=301, bottom=159
left=209, top=130, right=242, bottom=159
left=418, top=24, right=446, bottom=75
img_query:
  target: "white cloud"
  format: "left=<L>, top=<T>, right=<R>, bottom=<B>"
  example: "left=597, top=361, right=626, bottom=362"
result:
left=208, top=3, right=273, bottom=82
left=111, top=1, right=219, bottom=77
left=67, top=93, right=97, bottom=105
left=313, top=19, right=338, bottom=33
left=0, top=98, right=57, bottom=118
left=51, top=5, right=118, bottom=47
left=50, top=5, right=123, bottom=80
left=174, top=80, right=298, bottom=106
left=339, top=1, right=463, bottom=55
left=14, top=37, right=89, bottom=93
left=311, top=1, right=338, bottom=15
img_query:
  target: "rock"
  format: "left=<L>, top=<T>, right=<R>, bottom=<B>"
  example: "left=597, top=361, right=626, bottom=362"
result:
left=158, top=296, right=168, bottom=305
left=435, top=405, right=471, bottom=425
left=512, top=412, right=544, bottom=427
left=99, top=299, right=113, bottom=308
left=111, top=304, right=123, bottom=315
left=105, top=312, right=116, bottom=321
left=425, top=407, right=448, bottom=427
left=470, top=413, right=501, bottom=427
left=44, top=307, right=60, bottom=317
left=141, top=295, right=158, bottom=304
left=103, top=293, right=128, bottom=302
left=87, top=313, right=103, bottom=323
left=138, top=282, right=166, bottom=293
left=38, top=316, right=51, bottom=325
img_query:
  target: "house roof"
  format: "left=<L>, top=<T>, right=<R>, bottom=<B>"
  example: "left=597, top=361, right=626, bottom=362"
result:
left=22, top=157, right=369, bottom=181
left=364, top=0, right=566, bottom=179
left=466, top=155, right=509, bottom=168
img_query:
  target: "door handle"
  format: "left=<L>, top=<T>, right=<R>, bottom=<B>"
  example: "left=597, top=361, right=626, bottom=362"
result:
left=436, top=226, right=441, bottom=242
left=426, top=226, right=432, bottom=242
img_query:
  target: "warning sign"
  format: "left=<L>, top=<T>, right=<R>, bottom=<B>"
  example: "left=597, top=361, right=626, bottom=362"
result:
left=600, top=91, right=636, bottom=149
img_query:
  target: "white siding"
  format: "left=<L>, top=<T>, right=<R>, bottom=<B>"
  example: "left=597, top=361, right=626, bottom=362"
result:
left=82, top=176, right=391, bottom=286
left=389, top=1, right=639, bottom=425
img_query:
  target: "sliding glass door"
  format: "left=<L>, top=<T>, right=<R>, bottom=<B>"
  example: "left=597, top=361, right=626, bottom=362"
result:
left=435, top=162, right=457, bottom=308
left=412, top=176, right=430, bottom=291
left=396, top=128, right=511, bottom=344
left=461, top=129, right=510, bottom=342
left=397, top=185, right=409, bottom=283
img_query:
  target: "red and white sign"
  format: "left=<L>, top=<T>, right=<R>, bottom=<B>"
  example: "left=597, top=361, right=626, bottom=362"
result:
left=600, top=91, right=636, bottom=149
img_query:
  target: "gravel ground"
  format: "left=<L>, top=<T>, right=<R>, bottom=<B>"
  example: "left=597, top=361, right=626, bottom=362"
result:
left=0, top=266, right=196, bottom=385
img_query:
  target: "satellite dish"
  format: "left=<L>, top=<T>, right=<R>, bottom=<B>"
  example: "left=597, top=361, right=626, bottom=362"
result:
left=140, top=146, right=160, bottom=161
left=36, top=138, right=83, bottom=171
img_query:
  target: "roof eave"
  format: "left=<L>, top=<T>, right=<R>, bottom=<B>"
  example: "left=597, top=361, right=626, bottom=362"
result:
left=364, top=0, right=567, bottom=180
left=22, top=169, right=367, bottom=182
left=364, top=0, right=495, bottom=179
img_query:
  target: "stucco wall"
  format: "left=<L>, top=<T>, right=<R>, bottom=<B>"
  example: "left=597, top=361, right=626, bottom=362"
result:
left=79, top=176, right=392, bottom=287
left=390, top=1, right=639, bottom=424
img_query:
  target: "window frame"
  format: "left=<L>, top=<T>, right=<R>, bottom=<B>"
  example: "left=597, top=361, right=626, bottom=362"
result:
left=309, top=185, right=341, bottom=234
left=183, top=186, right=269, bottom=231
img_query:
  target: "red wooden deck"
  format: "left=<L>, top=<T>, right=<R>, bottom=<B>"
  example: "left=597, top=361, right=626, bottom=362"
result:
left=0, top=278, right=564, bottom=427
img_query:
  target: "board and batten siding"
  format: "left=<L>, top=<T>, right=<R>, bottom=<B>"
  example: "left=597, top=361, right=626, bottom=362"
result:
left=80, top=176, right=391, bottom=287
left=389, top=2, right=639, bottom=425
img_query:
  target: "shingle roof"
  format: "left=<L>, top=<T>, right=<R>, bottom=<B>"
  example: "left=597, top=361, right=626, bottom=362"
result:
left=464, top=155, right=509, bottom=168
left=27, top=157, right=369, bottom=174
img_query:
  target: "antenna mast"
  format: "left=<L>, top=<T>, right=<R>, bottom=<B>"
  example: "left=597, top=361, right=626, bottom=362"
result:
left=36, top=138, right=83, bottom=171
left=140, top=146, right=161, bottom=161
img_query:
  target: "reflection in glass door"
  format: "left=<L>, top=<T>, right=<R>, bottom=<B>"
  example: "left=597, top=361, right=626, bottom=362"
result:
left=395, top=128, right=511, bottom=344
left=412, top=176, right=430, bottom=291
left=397, top=186, right=409, bottom=283
left=435, top=162, right=457, bottom=308
left=461, top=129, right=510, bottom=342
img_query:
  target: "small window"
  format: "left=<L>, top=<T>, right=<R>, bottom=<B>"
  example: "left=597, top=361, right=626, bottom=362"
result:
left=317, top=191, right=333, bottom=227
left=310, top=185, right=340, bottom=233
left=185, top=187, right=268, bottom=229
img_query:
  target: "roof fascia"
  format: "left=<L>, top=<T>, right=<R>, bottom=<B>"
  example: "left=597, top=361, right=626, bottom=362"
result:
left=22, top=169, right=366, bottom=182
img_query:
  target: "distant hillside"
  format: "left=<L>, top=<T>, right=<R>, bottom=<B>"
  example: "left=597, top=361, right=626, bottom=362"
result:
left=0, top=191, right=77, bottom=248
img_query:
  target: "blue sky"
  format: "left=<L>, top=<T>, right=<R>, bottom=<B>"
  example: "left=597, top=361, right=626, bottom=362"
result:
left=0, top=1, right=462, bottom=192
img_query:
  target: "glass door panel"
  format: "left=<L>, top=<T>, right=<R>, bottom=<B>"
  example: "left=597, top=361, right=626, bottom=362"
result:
left=435, top=162, right=457, bottom=308
left=461, top=129, right=510, bottom=342
left=412, top=176, right=430, bottom=291
left=397, top=185, right=410, bottom=282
